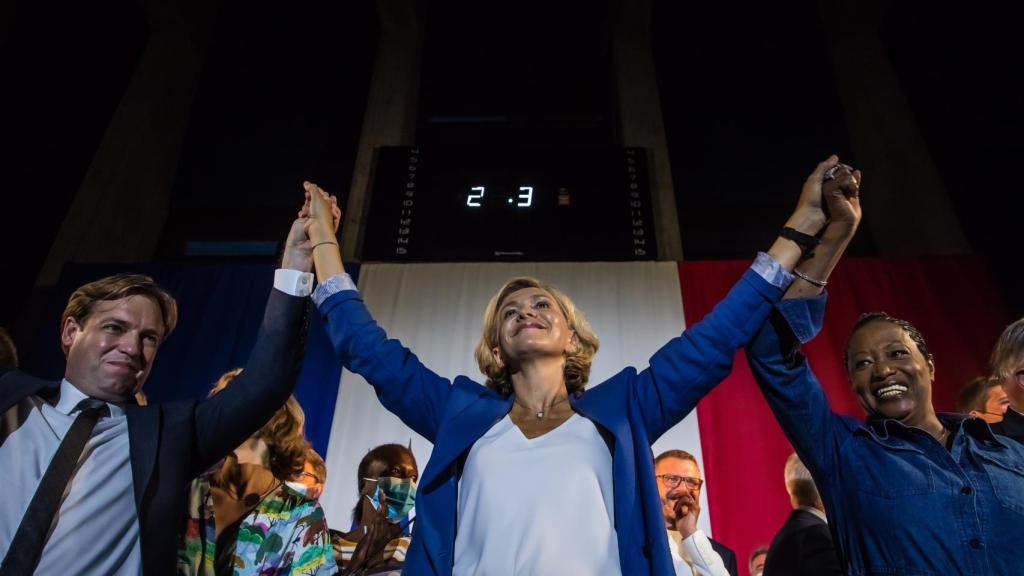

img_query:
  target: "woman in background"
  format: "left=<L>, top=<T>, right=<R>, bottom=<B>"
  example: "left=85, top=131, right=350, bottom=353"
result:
left=177, top=368, right=336, bottom=576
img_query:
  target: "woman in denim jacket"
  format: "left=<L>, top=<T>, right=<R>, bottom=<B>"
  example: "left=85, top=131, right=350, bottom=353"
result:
left=746, top=163, right=1024, bottom=575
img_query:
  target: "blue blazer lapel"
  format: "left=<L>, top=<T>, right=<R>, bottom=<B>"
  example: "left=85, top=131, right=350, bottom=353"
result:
left=126, top=404, right=160, bottom=509
left=420, top=377, right=512, bottom=490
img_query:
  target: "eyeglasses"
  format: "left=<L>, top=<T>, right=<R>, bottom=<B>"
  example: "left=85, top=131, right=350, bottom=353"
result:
left=296, top=471, right=322, bottom=483
left=656, top=474, right=703, bottom=490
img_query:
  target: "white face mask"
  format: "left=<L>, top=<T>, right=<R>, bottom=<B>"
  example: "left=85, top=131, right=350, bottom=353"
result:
left=284, top=481, right=309, bottom=496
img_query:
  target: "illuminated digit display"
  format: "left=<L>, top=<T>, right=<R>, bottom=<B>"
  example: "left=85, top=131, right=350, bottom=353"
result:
left=517, top=186, right=533, bottom=207
left=364, top=147, right=655, bottom=261
left=467, top=186, right=485, bottom=207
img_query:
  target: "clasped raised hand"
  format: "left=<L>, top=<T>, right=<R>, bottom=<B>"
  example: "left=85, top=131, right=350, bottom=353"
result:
left=281, top=181, right=340, bottom=272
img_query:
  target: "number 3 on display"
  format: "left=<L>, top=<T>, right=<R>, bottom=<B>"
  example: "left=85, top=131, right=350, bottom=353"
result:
left=516, top=186, right=533, bottom=207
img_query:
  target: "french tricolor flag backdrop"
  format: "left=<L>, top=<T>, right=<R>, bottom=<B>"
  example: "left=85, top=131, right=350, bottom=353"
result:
left=314, top=255, right=1009, bottom=576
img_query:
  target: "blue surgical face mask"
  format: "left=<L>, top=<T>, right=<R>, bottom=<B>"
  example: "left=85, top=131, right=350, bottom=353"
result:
left=366, top=476, right=417, bottom=519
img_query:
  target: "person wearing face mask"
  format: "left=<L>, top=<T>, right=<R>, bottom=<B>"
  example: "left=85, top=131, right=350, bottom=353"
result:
left=332, top=443, right=419, bottom=575
left=744, top=163, right=1024, bottom=574
left=176, top=369, right=336, bottom=576
left=288, top=446, right=327, bottom=500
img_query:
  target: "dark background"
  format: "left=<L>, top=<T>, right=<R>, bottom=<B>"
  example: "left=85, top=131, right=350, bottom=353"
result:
left=1, top=0, right=1020, bottom=335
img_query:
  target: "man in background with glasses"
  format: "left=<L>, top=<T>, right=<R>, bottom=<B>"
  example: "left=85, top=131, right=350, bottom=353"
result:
left=654, top=449, right=737, bottom=576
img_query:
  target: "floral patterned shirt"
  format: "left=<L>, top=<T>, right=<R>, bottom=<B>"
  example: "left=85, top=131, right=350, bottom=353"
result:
left=177, top=471, right=337, bottom=576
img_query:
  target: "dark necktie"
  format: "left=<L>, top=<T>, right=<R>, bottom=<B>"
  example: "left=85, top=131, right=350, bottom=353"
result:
left=1, top=398, right=110, bottom=575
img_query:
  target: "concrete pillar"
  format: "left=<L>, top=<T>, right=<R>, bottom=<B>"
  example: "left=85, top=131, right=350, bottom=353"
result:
left=35, top=0, right=219, bottom=286
left=821, top=0, right=970, bottom=254
left=343, top=0, right=423, bottom=262
left=610, top=0, right=684, bottom=261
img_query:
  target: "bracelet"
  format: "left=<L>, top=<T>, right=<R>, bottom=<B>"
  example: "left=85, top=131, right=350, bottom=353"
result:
left=312, top=241, right=339, bottom=250
left=780, top=227, right=820, bottom=255
left=792, top=268, right=827, bottom=288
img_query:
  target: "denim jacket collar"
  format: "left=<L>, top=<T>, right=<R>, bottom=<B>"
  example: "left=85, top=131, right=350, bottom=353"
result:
left=860, top=411, right=1008, bottom=448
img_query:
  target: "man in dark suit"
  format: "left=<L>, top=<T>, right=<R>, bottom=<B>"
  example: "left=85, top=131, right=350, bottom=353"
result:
left=991, top=317, right=1024, bottom=443
left=710, top=538, right=738, bottom=576
left=0, top=193, right=337, bottom=575
left=763, top=453, right=842, bottom=576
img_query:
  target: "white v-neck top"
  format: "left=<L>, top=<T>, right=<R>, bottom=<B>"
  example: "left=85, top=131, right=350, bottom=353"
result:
left=453, top=413, right=621, bottom=575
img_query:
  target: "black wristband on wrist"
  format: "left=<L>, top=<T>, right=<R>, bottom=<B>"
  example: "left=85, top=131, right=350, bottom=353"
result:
left=780, top=226, right=820, bottom=255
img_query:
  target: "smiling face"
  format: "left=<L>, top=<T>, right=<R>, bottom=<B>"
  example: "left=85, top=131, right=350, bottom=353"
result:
left=61, top=295, right=165, bottom=402
left=846, top=319, right=935, bottom=425
left=492, top=287, right=577, bottom=367
left=655, top=456, right=702, bottom=526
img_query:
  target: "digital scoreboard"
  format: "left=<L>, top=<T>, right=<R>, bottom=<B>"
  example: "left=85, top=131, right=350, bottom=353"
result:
left=362, top=147, right=657, bottom=261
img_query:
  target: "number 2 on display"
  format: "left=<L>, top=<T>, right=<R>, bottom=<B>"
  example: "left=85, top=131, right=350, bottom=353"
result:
left=466, top=186, right=485, bottom=207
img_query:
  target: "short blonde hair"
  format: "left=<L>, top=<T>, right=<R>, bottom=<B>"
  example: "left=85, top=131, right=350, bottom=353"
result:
left=474, top=277, right=598, bottom=396
left=991, top=317, right=1024, bottom=382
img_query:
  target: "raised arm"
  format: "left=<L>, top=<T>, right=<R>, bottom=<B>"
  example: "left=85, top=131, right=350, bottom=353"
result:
left=304, top=183, right=454, bottom=440
left=785, top=162, right=861, bottom=300
left=634, top=157, right=844, bottom=439
left=191, top=191, right=332, bottom=472
left=746, top=162, right=862, bottom=481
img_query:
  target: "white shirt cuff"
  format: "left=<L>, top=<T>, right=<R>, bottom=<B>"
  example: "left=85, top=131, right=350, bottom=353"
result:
left=681, top=530, right=730, bottom=576
left=752, top=251, right=795, bottom=290
left=312, top=272, right=358, bottom=307
left=274, top=269, right=315, bottom=297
